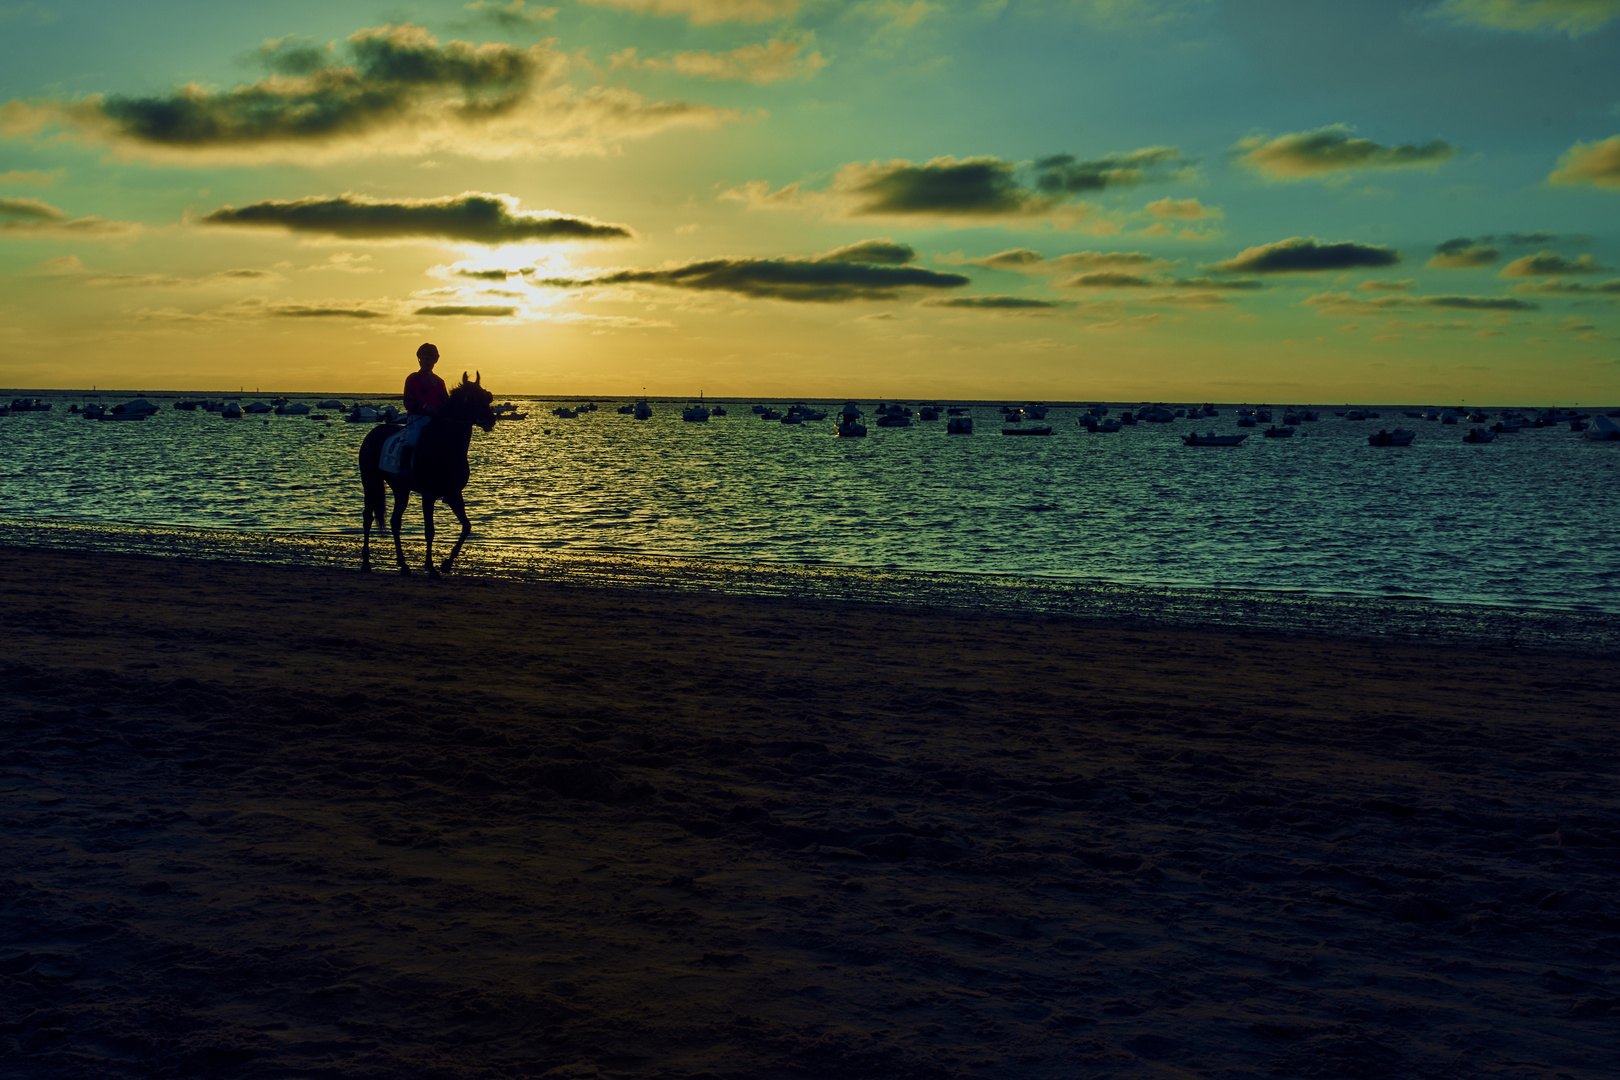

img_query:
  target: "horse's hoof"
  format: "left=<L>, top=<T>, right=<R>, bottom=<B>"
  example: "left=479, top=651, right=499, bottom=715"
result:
left=428, top=569, right=441, bottom=580
left=439, top=560, right=454, bottom=573
left=361, top=565, right=371, bottom=573
left=398, top=566, right=412, bottom=576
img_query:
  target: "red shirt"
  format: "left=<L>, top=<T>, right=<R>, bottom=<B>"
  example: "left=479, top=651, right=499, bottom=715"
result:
left=404, top=369, right=448, bottom=416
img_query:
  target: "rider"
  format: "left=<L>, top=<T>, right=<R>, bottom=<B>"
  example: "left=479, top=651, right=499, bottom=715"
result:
left=400, top=342, right=448, bottom=477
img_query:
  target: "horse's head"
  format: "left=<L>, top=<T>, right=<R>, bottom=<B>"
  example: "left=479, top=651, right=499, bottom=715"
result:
left=448, top=370, right=498, bottom=432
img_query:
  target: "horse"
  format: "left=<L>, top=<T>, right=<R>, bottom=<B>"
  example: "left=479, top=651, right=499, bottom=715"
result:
left=358, top=372, right=498, bottom=578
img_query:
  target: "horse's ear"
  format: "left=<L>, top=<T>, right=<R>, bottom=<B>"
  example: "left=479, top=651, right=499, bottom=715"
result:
left=475, top=370, right=481, bottom=386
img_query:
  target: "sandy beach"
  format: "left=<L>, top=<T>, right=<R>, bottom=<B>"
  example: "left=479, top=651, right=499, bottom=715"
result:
left=3, top=545, right=1617, bottom=1079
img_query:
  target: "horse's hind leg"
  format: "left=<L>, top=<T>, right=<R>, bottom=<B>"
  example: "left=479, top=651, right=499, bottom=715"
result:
left=361, top=479, right=382, bottom=572
left=440, top=493, right=473, bottom=574
left=390, top=485, right=413, bottom=574
left=423, top=497, right=440, bottom=579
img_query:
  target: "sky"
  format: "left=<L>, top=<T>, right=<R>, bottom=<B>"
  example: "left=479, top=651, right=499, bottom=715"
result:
left=1, top=0, right=1618, bottom=402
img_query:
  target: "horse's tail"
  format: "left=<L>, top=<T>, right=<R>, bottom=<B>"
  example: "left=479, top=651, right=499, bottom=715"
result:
left=358, top=424, right=399, bottom=527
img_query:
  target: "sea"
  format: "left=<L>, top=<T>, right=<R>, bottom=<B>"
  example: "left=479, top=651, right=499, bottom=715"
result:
left=3, top=392, right=1617, bottom=651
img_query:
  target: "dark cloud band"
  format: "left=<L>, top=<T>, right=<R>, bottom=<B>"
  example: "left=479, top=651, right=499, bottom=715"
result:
left=924, top=295, right=1059, bottom=309
left=1210, top=237, right=1400, bottom=274
left=538, top=254, right=968, bottom=302
left=1237, top=125, right=1457, bottom=178
left=201, top=192, right=631, bottom=244
left=415, top=304, right=520, bottom=316
left=1429, top=237, right=1499, bottom=268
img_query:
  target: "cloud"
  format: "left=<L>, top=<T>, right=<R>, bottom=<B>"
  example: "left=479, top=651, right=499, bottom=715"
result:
left=1046, top=250, right=1162, bottom=272
left=1428, top=237, right=1499, bottom=268
left=0, top=196, right=138, bottom=237
left=1500, top=250, right=1609, bottom=276
left=1305, top=290, right=1539, bottom=314
left=962, top=248, right=1045, bottom=270
left=1032, top=147, right=1190, bottom=192
left=0, top=168, right=59, bottom=186
left=1060, top=271, right=1156, bottom=288
left=922, top=295, right=1060, bottom=310
left=609, top=35, right=825, bottom=83
left=962, top=248, right=1169, bottom=274
left=1548, top=135, right=1620, bottom=189
left=1171, top=276, right=1264, bottom=290
left=1144, top=197, right=1220, bottom=220
left=0, top=23, right=736, bottom=164
left=815, top=238, right=916, bottom=264
left=262, top=304, right=388, bottom=318
left=415, top=303, right=520, bottom=316
left=577, top=0, right=800, bottom=22
left=535, top=248, right=969, bottom=302
left=1084, top=313, right=1166, bottom=332
left=37, top=256, right=279, bottom=288
left=1429, top=0, right=1620, bottom=38
left=1235, top=124, right=1457, bottom=179
left=1208, top=236, right=1401, bottom=274
left=304, top=252, right=381, bottom=274
left=841, top=156, right=1050, bottom=217
left=1499, top=231, right=1560, bottom=245
left=464, top=0, right=558, bottom=26
left=1358, top=279, right=1413, bottom=291
left=454, top=266, right=529, bottom=280
left=199, top=192, right=632, bottom=245
left=1424, top=294, right=1539, bottom=309
left=721, top=149, right=1187, bottom=227
left=1511, top=277, right=1620, bottom=294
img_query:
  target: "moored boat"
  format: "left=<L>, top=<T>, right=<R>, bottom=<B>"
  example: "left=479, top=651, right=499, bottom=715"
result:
left=1183, top=432, right=1247, bottom=446
left=1368, top=429, right=1416, bottom=446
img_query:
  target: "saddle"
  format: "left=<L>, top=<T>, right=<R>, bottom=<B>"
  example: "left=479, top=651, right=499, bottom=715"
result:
left=379, top=428, right=410, bottom=474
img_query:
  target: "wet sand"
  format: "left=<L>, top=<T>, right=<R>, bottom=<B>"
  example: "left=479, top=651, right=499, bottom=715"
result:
left=2, top=545, right=1617, bottom=1079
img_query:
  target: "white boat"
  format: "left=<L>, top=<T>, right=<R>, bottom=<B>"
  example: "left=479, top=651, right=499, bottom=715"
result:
left=243, top=401, right=273, bottom=414
left=275, top=401, right=311, bottom=415
left=633, top=399, right=653, bottom=420
left=1462, top=427, right=1496, bottom=443
left=1584, top=415, right=1620, bottom=441
left=946, top=417, right=973, bottom=434
left=682, top=405, right=710, bottom=422
left=1261, top=425, right=1294, bottom=438
left=1183, top=432, right=1247, bottom=446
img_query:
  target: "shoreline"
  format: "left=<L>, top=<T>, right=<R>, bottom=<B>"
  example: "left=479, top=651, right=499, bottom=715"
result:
left=3, top=545, right=1617, bottom=1078
left=3, top=514, right=1617, bottom=657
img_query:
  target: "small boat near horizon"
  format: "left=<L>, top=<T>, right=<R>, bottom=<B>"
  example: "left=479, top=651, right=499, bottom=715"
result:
left=1368, top=429, right=1417, bottom=446
left=1183, top=432, right=1247, bottom=446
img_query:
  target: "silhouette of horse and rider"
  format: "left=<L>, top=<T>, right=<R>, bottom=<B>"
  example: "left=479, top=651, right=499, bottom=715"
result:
left=358, top=343, right=498, bottom=577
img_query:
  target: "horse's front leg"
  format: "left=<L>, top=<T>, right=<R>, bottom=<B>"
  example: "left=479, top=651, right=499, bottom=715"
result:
left=361, top=490, right=373, bottom=573
left=439, top=493, right=473, bottom=574
left=390, top=485, right=413, bottom=574
left=423, top=497, right=440, bottom=579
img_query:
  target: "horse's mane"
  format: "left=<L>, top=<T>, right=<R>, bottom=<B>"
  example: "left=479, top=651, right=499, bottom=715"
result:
left=449, top=372, right=493, bottom=406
